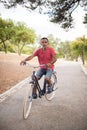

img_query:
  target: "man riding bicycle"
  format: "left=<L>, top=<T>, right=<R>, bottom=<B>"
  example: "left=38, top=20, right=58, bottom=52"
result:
left=20, top=37, right=57, bottom=99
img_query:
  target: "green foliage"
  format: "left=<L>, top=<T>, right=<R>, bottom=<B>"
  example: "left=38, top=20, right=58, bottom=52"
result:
left=22, top=44, right=36, bottom=55
left=0, top=17, right=36, bottom=54
left=0, top=43, right=3, bottom=51
left=0, top=17, right=15, bottom=53
left=0, top=18, right=15, bottom=41
left=1, top=0, right=87, bottom=29
left=12, top=22, right=36, bottom=55
left=70, top=36, right=87, bottom=63
left=70, top=42, right=80, bottom=61
left=57, top=41, right=72, bottom=59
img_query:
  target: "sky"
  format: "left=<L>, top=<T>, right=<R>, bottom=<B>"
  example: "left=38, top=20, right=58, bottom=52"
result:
left=0, top=3, right=87, bottom=41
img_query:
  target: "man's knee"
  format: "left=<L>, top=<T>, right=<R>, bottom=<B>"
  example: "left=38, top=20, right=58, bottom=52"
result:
left=36, top=76, right=40, bottom=80
left=45, top=77, right=50, bottom=82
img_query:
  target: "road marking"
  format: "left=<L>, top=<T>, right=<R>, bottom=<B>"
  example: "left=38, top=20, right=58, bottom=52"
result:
left=0, top=77, right=29, bottom=103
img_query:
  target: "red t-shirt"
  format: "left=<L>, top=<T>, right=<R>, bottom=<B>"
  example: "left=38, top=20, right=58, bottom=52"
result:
left=33, top=47, right=56, bottom=69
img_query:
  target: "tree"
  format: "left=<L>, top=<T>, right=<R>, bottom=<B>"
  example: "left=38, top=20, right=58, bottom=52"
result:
left=70, top=36, right=87, bottom=64
left=0, top=17, right=15, bottom=53
left=57, top=41, right=72, bottom=59
left=0, top=0, right=87, bottom=29
left=0, top=17, right=36, bottom=54
left=80, top=35, right=87, bottom=64
left=11, top=22, right=36, bottom=55
left=70, top=40, right=81, bottom=61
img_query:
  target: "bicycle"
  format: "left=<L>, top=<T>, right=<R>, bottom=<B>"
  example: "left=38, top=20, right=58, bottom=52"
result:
left=23, top=62, right=58, bottom=119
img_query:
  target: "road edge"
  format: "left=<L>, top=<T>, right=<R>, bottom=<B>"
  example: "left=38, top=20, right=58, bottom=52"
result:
left=0, top=77, right=29, bottom=103
left=79, top=63, right=87, bottom=75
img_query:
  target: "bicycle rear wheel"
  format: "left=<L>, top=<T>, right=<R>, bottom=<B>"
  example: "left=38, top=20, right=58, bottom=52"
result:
left=23, top=83, right=34, bottom=119
left=45, top=72, right=57, bottom=101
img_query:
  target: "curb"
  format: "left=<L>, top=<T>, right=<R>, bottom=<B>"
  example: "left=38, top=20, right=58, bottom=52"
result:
left=79, top=63, right=87, bottom=75
left=0, top=77, right=29, bottom=103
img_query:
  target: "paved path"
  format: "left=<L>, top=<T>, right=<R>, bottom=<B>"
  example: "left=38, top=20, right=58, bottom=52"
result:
left=0, top=61, right=87, bottom=130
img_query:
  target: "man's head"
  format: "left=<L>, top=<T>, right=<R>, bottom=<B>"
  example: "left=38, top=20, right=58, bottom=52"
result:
left=40, top=37, right=49, bottom=48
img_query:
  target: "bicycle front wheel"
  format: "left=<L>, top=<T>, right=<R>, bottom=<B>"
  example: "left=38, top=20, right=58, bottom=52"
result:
left=45, top=72, right=57, bottom=101
left=23, top=83, right=34, bottom=119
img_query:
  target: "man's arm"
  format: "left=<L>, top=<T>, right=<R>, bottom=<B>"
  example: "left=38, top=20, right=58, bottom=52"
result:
left=50, top=54, right=57, bottom=64
left=47, top=54, right=57, bottom=67
left=20, top=54, right=35, bottom=65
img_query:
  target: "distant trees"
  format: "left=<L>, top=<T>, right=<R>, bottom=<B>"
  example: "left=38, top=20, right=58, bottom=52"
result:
left=41, top=34, right=87, bottom=64
left=47, top=34, right=87, bottom=64
left=0, top=17, right=87, bottom=64
left=57, top=36, right=87, bottom=64
left=11, top=22, right=36, bottom=55
left=71, top=36, right=87, bottom=64
left=58, top=41, right=72, bottom=59
left=0, top=17, right=36, bottom=55
left=0, top=18, right=15, bottom=53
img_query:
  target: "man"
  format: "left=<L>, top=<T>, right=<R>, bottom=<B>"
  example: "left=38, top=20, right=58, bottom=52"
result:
left=20, top=37, right=57, bottom=99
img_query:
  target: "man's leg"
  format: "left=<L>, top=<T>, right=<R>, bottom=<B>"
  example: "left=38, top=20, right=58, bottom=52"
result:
left=45, top=69, right=53, bottom=85
left=45, top=69, right=53, bottom=93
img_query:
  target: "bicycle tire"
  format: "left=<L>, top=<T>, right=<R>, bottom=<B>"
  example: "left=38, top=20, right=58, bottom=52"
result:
left=45, top=72, right=57, bottom=101
left=23, top=83, right=34, bottom=119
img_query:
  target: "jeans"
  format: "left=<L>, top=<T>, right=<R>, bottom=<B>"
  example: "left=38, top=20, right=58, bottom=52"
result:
left=35, top=68, right=53, bottom=79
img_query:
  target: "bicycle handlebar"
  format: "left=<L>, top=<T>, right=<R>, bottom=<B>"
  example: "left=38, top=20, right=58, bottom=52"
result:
left=23, top=61, right=47, bottom=68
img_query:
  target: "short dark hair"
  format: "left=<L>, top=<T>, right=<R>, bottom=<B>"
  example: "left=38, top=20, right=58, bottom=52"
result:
left=41, top=37, right=49, bottom=42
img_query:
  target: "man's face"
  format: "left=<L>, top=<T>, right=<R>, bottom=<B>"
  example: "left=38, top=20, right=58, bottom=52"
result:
left=40, top=39, right=48, bottom=48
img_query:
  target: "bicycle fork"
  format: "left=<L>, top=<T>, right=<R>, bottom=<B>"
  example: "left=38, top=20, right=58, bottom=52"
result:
left=34, top=76, right=42, bottom=98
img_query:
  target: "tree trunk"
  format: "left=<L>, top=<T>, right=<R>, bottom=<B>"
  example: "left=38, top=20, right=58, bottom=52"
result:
left=3, top=42, right=7, bottom=53
left=82, top=44, right=85, bottom=65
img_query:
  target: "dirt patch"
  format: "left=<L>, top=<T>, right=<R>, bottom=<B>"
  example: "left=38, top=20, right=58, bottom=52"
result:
left=0, top=52, right=38, bottom=94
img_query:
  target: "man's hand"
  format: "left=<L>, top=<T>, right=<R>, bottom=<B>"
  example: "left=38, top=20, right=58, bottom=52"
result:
left=20, top=60, right=26, bottom=65
left=46, top=63, right=52, bottom=68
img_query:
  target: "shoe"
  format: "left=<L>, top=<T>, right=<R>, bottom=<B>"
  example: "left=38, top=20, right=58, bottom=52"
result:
left=47, top=85, right=53, bottom=94
left=32, top=93, right=37, bottom=99
left=41, top=89, right=45, bottom=95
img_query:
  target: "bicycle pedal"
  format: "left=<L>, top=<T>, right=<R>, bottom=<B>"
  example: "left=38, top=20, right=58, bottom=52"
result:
left=32, top=94, right=37, bottom=99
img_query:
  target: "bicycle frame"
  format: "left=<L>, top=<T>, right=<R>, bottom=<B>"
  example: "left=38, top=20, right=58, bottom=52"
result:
left=25, top=61, right=57, bottom=98
left=30, top=70, right=46, bottom=98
